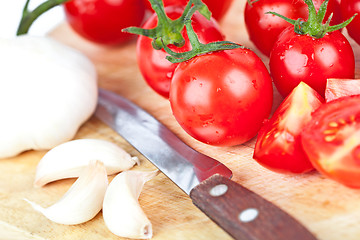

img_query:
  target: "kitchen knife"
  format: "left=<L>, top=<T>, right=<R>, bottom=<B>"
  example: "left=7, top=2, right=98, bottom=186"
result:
left=95, top=89, right=318, bottom=240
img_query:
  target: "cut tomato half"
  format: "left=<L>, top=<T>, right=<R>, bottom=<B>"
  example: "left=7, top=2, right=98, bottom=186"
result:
left=325, top=78, right=360, bottom=102
left=301, top=95, right=360, bottom=188
left=253, top=82, right=323, bottom=173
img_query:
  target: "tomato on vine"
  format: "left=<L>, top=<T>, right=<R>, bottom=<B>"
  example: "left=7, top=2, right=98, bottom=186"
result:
left=269, top=0, right=356, bottom=98
left=169, top=46, right=273, bottom=146
left=244, top=0, right=342, bottom=57
left=133, top=6, right=224, bottom=98
left=127, top=0, right=273, bottom=146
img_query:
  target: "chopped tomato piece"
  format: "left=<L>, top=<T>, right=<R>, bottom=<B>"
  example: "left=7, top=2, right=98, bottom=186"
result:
left=301, top=95, right=360, bottom=188
left=253, top=82, right=323, bottom=173
left=325, top=78, right=360, bottom=102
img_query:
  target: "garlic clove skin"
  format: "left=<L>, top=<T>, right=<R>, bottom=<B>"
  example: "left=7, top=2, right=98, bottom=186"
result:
left=103, top=170, right=158, bottom=239
left=0, top=36, right=98, bottom=159
left=25, top=160, right=108, bottom=225
left=34, top=139, right=139, bottom=187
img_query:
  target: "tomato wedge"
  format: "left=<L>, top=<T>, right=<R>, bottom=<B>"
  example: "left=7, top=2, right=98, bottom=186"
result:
left=253, top=82, right=323, bottom=173
left=325, top=78, right=360, bottom=102
left=301, top=95, right=360, bottom=188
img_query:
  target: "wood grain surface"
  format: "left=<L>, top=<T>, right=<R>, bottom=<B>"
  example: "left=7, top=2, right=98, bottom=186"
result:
left=1, top=0, right=360, bottom=239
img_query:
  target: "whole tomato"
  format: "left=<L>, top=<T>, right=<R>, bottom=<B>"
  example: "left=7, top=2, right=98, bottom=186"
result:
left=144, top=0, right=234, bottom=21
left=244, top=0, right=342, bottom=57
left=169, top=47, right=273, bottom=146
left=137, top=7, right=224, bottom=98
left=269, top=26, right=355, bottom=98
left=341, top=0, right=360, bottom=45
left=64, top=0, right=146, bottom=45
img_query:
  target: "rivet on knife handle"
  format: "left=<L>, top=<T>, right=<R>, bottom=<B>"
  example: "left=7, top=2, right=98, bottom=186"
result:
left=190, top=174, right=318, bottom=240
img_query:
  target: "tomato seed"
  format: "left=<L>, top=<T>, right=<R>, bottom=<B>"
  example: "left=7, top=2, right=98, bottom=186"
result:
left=323, top=129, right=338, bottom=135
left=274, top=132, right=280, bottom=138
left=328, top=122, right=338, bottom=128
left=339, top=118, right=347, bottom=125
left=324, top=135, right=336, bottom=142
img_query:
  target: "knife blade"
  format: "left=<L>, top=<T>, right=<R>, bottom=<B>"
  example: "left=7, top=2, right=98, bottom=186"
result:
left=95, top=89, right=318, bottom=240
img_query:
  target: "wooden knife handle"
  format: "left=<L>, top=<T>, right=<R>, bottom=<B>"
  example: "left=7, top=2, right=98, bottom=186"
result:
left=190, top=174, right=317, bottom=240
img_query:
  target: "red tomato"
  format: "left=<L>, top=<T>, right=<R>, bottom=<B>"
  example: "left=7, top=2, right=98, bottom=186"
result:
left=301, top=95, right=360, bottom=188
left=325, top=78, right=360, bottom=102
left=269, top=26, right=355, bottom=98
left=253, top=82, right=323, bottom=174
left=341, top=0, right=360, bottom=45
left=144, top=0, right=234, bottom=21
left=244, top=0, right=342, bottom=57
left=137, top=7, right=224, bottom=98
left=169, top=48, right=273, bottom=146
left=64, top=0, right=146, bottom=45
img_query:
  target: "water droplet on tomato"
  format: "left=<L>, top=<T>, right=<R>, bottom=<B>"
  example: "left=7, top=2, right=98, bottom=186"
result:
left=166, top=72, right=173, bottom=79
left=252, top=80, right=258, bottom=90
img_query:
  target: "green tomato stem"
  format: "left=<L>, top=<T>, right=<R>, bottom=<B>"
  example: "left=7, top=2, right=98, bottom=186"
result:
left=123, top=0, right=211, bottom=50
left=267, top=0, right=357, bottom=39
left=162, top=19, right=242, bottom=63
left=17, top=0, right=70, bottom=36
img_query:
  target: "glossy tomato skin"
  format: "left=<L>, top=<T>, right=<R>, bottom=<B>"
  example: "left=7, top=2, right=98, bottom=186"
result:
left=169, top=48, right=273, bottom=146
left=137, top=7, right=224, bottom=98
left=341, top=0, right=360, bottom=45
left=144, top=0, right=234, bottom=21
left=244, top=0, right=341, bottom=57
left=64, top=0, right=145, bottom=45
left=301, top=95, right=360, bottom=188
left=269, top=27, right=355, bottom=98
left=254, top=82, right=323, bottom=174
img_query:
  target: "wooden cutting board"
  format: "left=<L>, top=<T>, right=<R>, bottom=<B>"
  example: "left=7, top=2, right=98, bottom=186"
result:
left=2, top=0, right=360, bottom=239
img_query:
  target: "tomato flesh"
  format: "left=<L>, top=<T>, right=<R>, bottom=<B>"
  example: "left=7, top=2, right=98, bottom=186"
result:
left=169, top=48, right=273, bottom=146
left=325, top=78, right=360, bottom=102
left=301, top=95, right=360, bottom=188
left=254, top=82, right=323, bottom=173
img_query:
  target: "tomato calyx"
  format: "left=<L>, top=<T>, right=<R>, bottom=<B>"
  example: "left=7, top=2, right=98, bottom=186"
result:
left=17, top=0, right=70, bottom=35
left=162, top=19, right=243, bottom=63
left=246, top=0, right=259, bottom=6
left=268, top=0, right=356, bottom=38
left=123, top=0, right=211, bottom=50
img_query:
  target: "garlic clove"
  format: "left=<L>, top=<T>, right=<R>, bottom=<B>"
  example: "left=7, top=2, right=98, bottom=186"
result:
left=34, top=139, right=139, bottom=187
left=103, top=170, right=159, bottom=239
left=25, top=160, right=108, bottom=225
